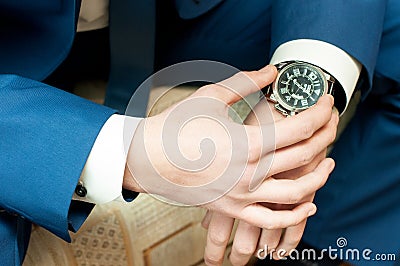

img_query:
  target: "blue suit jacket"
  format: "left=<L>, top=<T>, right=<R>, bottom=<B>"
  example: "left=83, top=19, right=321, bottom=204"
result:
left=0, top=0, right=399, bottom=265
left=0, top=1, right=115, bottom=265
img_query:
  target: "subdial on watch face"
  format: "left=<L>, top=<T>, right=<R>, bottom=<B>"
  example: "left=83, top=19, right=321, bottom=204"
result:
left=276, top=63, right=326, bottom=110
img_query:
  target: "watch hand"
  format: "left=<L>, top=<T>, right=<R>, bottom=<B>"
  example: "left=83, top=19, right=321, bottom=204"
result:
left=293, top=79, right=304, bottom=90
left=294, top=79, right=312, bottom=96
left=292, top=79, right=303, bottom=95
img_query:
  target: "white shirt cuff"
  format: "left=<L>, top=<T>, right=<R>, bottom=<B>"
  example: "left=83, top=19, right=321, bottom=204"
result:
left=270, top=39, right=362, bottom=114
left=73, top=114, right=143, bottom=204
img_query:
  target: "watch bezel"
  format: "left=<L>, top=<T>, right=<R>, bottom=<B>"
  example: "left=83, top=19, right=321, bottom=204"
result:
left=272, top=62, right=328, bottom=113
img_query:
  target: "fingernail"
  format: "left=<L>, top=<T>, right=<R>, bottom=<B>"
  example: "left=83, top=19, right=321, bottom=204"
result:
left=328, top=158, right=336, bottom=171
left=332, top=106, right=339, bottom=115
left=308, top=210, right=316, bottom=216
left=308, top=207, right=317, bottom=216
left=259, top=65, right=273, bottom=73
left=327, top=156, right=334, bottom=164
left=328, top=94, right=334, bottom=106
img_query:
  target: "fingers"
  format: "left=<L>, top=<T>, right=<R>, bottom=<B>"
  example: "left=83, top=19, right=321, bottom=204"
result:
left=202, top=210, right=212, bottom=229
left=273, top=94, right=335, bottom=150
left=196, top=65, right=277, bottom=106
left=272, top=194, right=316, bottom=259
left=257, top=228, right=283, bottom=257
left=229, top=221, right=261, bottom=266
left=250, top=158, right=335, bottom=204
left=245, top=95, right=337, bottom=166
left=273, top=220, right=308, bottom=260
left=268, top=109, right=337, bottom=176
left=204, top=213, right=235, bottom=266
left=239, top=201, right=316, bottom=230
left=273, top=150, right=326, bottom=180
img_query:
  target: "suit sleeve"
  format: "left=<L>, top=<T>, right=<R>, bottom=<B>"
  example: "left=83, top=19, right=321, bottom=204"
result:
left=270, top=0, right=387, bottom=95
left=0, top=74, right=116, bottom=241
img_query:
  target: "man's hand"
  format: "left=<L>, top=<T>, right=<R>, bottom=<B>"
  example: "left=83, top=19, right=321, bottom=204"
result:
left=123, top=64, right=337, bottom=248
left=201, top=96, right=339, bottom=266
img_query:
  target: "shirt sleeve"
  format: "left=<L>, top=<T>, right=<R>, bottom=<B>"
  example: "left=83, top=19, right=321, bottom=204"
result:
left=270, top=39, right=362, bottom=114
left=73, top=114, right=143, bottom=204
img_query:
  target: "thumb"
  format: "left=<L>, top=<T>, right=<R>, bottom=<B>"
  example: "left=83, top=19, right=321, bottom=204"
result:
left=196, top=65, right=277, bottom=106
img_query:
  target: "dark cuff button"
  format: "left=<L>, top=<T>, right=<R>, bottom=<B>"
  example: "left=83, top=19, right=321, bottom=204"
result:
left=75, top=183, right=87, bottom=197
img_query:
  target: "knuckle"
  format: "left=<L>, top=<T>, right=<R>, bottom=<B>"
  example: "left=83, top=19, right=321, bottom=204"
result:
left=233, top=244, right=256, bottom=256
left=263, top=221, right=279, bottom=230
left=283, top=182, right=304, bottom=203
left=262, top=222, right=274, bottom=230
left=231, top=190, right=247, bottom=202
left=287, top=190, right=302, bottom=205
left=300, top=121, right=314, bottom=139
left=209, top=231, right=229, bottom=247
left=288, top=216, right=303, bottom=228
left=299, top=149, right=315, bottom=166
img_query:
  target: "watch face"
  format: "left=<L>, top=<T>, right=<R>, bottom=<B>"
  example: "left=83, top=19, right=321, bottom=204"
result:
left=273, top=62, right=327, bottom=112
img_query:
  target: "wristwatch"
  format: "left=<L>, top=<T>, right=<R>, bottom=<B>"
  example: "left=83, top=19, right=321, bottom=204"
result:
left=262, top=61, right=335, bottom=117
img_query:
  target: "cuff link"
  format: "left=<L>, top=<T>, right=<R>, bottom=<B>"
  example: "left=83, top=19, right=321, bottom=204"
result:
left=75, top=181, right=87, bottom=197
